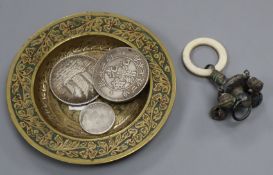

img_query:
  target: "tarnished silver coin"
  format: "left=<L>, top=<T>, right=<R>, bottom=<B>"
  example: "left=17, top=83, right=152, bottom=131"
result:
left=79, top=102, right=115, bottom=135
left=49, top=55, right=99, bottom=105
left=93, top=47, right=149, bottom=102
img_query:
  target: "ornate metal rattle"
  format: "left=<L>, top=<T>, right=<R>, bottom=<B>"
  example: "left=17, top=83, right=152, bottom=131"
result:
left=182, top=38, right=264, bottom=121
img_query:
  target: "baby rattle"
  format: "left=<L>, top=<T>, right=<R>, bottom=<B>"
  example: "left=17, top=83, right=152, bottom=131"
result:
left=182, top=38, right=264, bottom=121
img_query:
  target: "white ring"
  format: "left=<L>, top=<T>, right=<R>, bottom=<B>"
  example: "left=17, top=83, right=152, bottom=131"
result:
left=182, top=37, right=228, bottom=77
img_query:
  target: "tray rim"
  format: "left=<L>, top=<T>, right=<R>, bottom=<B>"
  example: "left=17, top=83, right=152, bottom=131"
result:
left=6, top=11, right=176, bottom=164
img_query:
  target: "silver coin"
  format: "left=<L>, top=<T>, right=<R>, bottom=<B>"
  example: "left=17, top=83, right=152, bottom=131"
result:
left=49, top=55, right=99, bottom=105
left=79, top=102, right=115, bottom=135
left=93, top=47, right=149, bottom=102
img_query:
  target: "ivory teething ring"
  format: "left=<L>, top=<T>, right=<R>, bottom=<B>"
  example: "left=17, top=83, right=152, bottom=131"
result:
left=182, top=37, right=228, bottom=77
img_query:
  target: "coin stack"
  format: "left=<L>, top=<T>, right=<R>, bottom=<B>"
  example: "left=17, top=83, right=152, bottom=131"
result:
left=49, top=47, right=149, bottom=135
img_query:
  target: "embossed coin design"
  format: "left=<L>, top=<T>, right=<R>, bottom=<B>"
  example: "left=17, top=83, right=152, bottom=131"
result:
left=49, top=55, right=99, bottom=105
left=93, top=47, right=149, bottom=102
left=79, top=102, right=115, bottom=135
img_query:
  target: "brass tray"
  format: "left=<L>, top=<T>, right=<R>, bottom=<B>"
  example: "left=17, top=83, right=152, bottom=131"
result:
left=6, top=12, right=176, bottom=164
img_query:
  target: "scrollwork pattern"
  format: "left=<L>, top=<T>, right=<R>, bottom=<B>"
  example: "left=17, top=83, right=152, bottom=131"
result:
left=9, top=13, right=174, bottom=162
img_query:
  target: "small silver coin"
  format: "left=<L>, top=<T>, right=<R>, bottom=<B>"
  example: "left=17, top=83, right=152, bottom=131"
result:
left=93, top=47, right=149, bottom=102
left=49, top=55, right=99, bottom=105
left=79, top=102, right=115, bottom=135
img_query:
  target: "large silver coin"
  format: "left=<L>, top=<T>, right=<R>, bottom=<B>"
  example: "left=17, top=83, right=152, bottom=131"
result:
left=49, top=55, right=99, bottom=105
left=93, top=47, right=149, bottom=102
left=79, top=102, right=115, bottom=135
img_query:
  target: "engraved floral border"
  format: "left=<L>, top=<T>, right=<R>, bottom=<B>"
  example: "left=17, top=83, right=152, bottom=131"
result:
left=9, top=14, right=173, bottom=161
